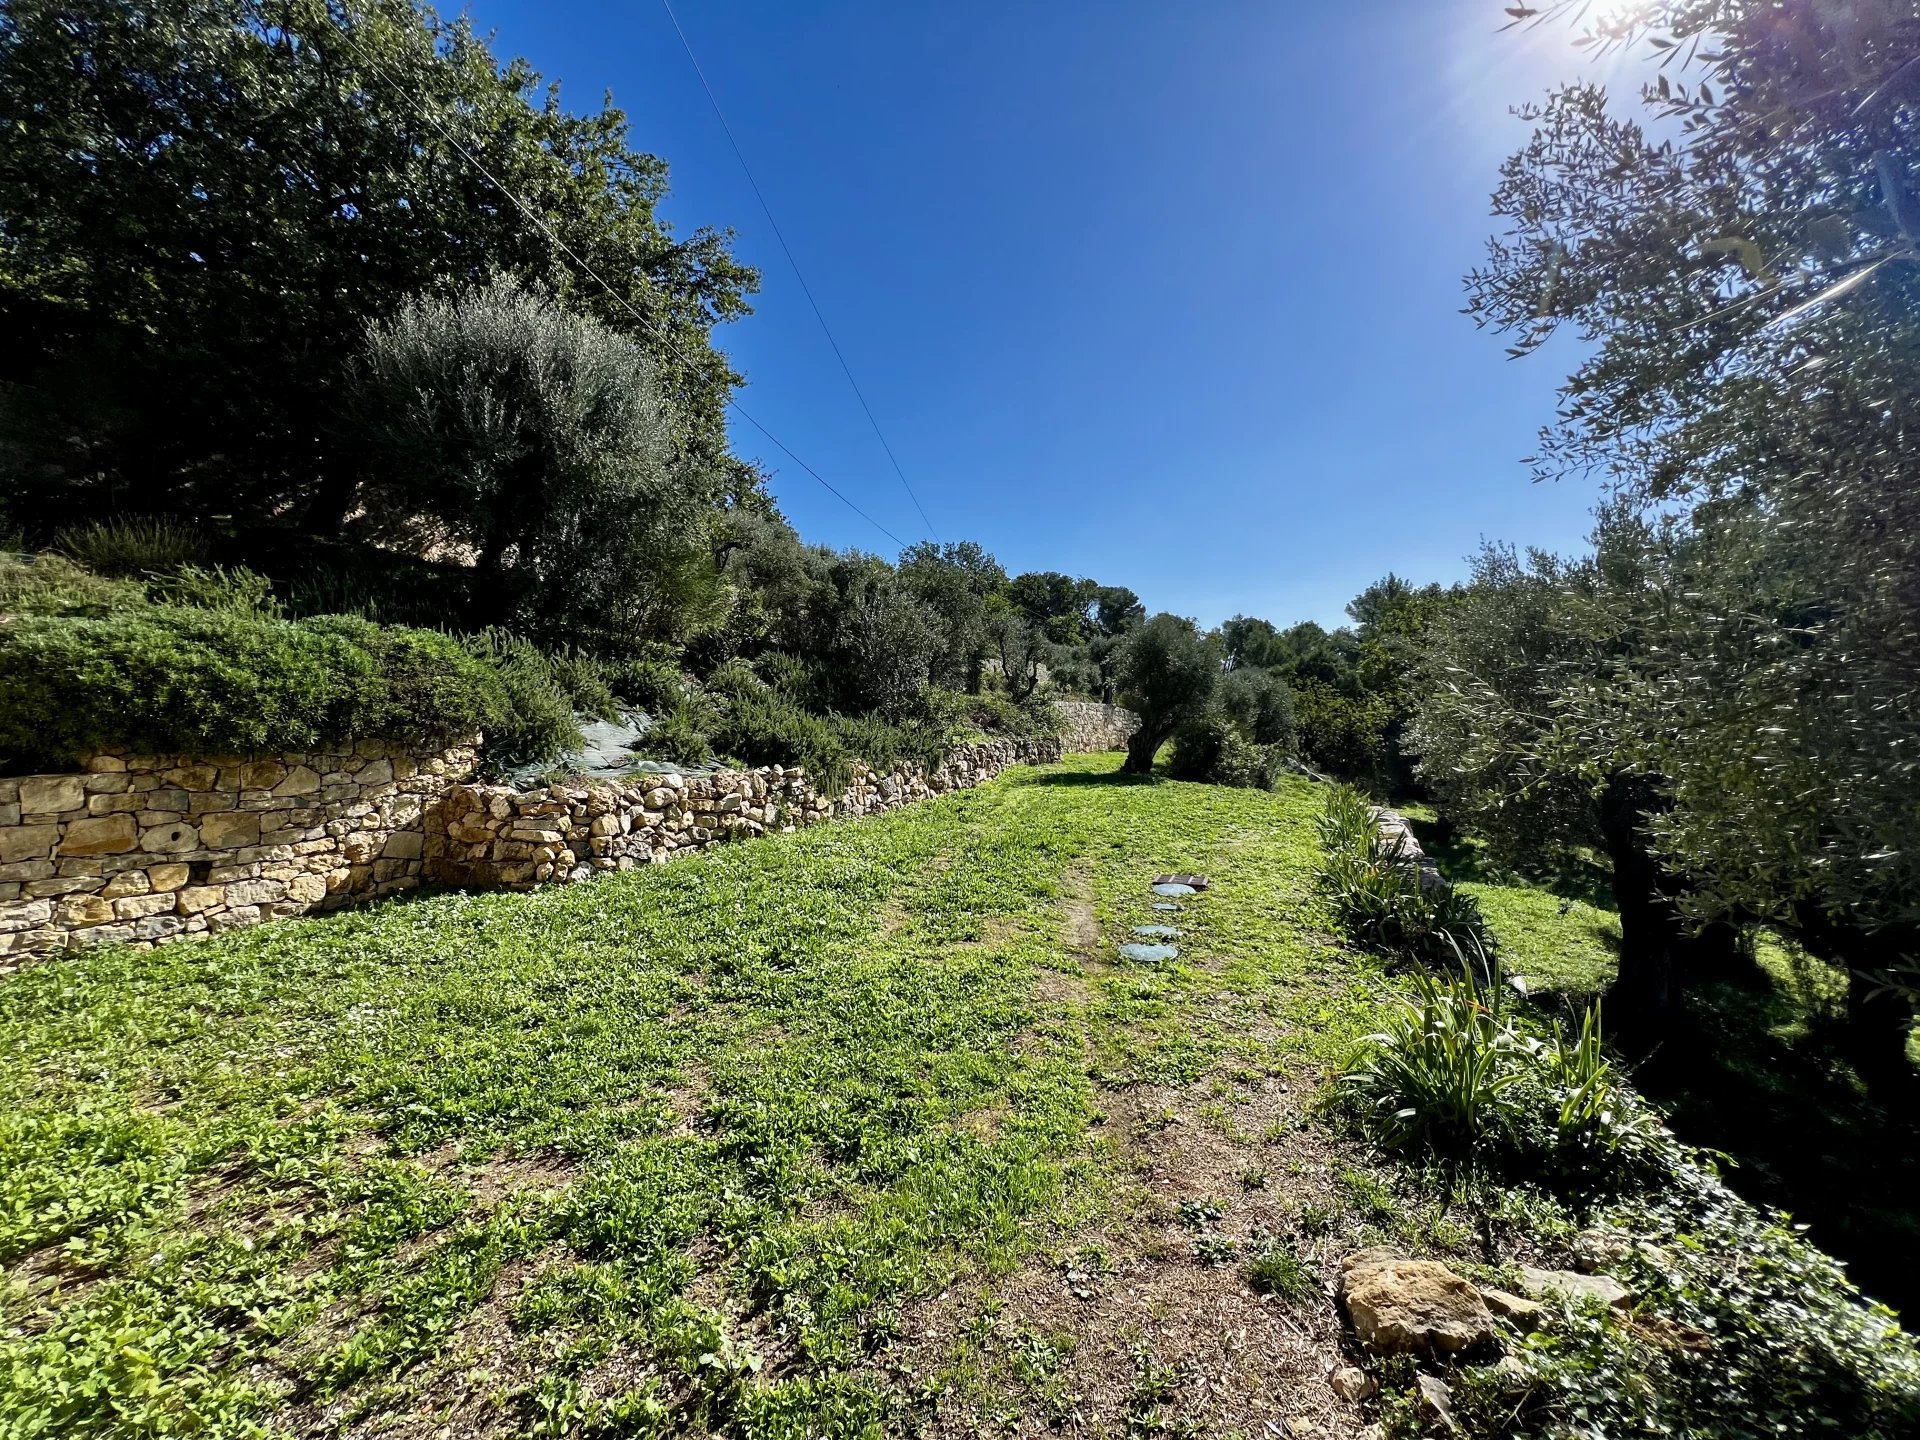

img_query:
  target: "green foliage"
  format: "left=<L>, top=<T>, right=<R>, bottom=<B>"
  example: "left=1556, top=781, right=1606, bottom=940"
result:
left=0, top=0, right=755, bottom=532
left=350, top=278, right=724, bottom=649
left=150, top=565, right=282, bottom=615
left=458, top=630, right=623, bottom=772
left=1292, top=681, right=1391, bottom=783
left=53, top=516, right=209, bottom=578
left=0, top=608, right=504, bottom=768
left=1165, top=714, right=1281, bottom=790
left=1116, top=614, right=1220, bottom=774
left=1243, top=1244, right=1315, bottom=1300
left=0, top=552, right=149, bottom=617
left=1217, top=666, right=1297, bottom=750
left=1315, top=787, right=1492, bottom=963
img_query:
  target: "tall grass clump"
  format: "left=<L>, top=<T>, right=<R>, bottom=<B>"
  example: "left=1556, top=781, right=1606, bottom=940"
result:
left=54, top=516, right=210, bottom=577
left=1314, top=785, right=1491, bottom=962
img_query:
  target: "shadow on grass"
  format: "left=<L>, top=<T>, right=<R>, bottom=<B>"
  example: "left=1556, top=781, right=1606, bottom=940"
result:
left=1015, top=768, right=1158, bottom=788
left=1410, top=816, right=1615, bottom=911
left=1622, top=977, right=1920, bottom=1318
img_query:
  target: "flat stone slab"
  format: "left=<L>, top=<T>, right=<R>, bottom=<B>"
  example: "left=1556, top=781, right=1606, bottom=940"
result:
left=1152, top=873, right=1209, bottom=890
left=1152, top=883, right=1197, bottom=897
left=1118, top=942, right=1178, bottom=964
left=1132, top=925, right=1180, bottom=938
left=1517, top=1266, right=1634, bottom=1310
left=1152, top=902, right=1182, bottom=912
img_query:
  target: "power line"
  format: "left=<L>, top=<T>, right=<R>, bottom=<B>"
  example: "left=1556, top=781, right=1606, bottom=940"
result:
left=658, top=0, right=941, bottom=545
left=350, top=38, right=909, bottom=550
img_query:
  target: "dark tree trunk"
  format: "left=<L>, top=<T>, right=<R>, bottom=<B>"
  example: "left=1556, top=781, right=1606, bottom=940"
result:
left=1598, top=775, right=1681, bottom=1030
left=1123, top=723, right=1170, bottom=774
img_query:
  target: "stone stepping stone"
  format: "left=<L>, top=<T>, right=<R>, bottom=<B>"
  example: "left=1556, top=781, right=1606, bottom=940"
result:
left=1152, top=883, right=1197, bottom=897
left=1132, top=925, right=1180, bottom=938
left=1153, top=873, right=1209, bottom=891
left=1152, top=902, right=1182, bottom=912
left=1118, top=942, right=1178, bottom=964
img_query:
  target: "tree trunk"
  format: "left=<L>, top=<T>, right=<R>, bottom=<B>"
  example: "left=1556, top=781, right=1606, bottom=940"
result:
left=1123, top=723, right=1170, bottom=774
left=1793, top=910, right=1917, bottom=1097
left=1598, top=775, right=1687, bottom=1033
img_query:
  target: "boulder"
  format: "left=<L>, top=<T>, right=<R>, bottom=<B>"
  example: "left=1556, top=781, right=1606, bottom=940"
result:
left=1478, top=1286, right=1545, bottom=1331
left=1415, top=1374, right=1452, bottom=1423
left=1339, top=1250, right=1494, bottom=1356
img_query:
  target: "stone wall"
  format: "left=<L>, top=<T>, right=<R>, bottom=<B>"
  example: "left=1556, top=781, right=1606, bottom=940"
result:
left=1053, top=700, right=1138, bottom=753
left=0, top=733, right=1069, bottom=962
left=0, top=740, right=478, bottom=965
left=425, top=735, right=1063, bottom=889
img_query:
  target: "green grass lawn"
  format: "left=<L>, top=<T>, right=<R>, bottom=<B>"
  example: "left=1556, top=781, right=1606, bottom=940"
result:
left=3, top=755, right=1915, bottom=1439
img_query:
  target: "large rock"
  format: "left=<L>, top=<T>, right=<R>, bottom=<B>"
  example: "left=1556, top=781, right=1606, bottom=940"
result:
left=1338, top=1250, right=1494, bottom=1356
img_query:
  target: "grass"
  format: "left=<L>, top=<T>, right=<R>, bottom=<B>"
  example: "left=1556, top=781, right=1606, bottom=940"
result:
left=3, top=755, right=1915, bottom=1438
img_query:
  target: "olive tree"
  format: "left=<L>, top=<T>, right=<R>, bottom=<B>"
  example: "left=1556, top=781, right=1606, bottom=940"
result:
left=349, top=278, right=723, bottom=645
left=1116, top=614, right=1220, bottom=774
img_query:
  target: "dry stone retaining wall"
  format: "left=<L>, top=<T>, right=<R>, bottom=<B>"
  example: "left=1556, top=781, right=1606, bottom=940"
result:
left=425, top=735, right=1063, bottom=889
left=0, top=740, right=479, bottom=965
left=1053, top=700, right=1137, bottom=753
left=1, top=729, right=1090, bottom=962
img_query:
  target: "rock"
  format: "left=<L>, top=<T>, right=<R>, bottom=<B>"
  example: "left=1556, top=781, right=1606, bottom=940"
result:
left=1329, top=1366, right=1377, bottom=1403
left=1489, top=1355, right=1533, bottom=1393
left=138, top=820, right=199, bottom=854
left=1339, top=1250, right=1494, bottom=1356
left=1622, top=1313, right=1714, bottom=1353
left=19, top=775, right=86, bottom=814
left=1415, top=1373, right=1452, bottom=1423
left=1573, top=1228, right=1633, bottom=1274
left=197, top=811, right=260, bottom=848
left=1478, top=1287, right=1545, bottom=1331
left=1518, top=1266, right=1633, bottom=1310
left=58, top=814, right=138, bottom=856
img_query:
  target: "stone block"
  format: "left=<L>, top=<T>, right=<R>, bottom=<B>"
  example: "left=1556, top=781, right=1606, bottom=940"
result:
left=198, top=812, right=261, bottom=849
left=0, top=825, right=60, bottom=864
left=61, top=813, right=139, bottom=856
left=147, top=863, right=190, bottom=892
left=381, top=831, right=423, bottom=860
left=25, top=877, right=94, bottom=898
left=286, top=873, right=329, bottom=904
left=132, top=914, right=185, bottom=940
left=207, top=905, right=260, bottom=932
left=114, top=892, right=179, bottom=920
left=86, top=754, right=127, bottom=773
left=176, top=886, right=228, bottom=915
left=102, top=869, right=152, bottom=899
left=59, top=894, right=117, bottom=927
left=83, top=773, right=131, bottom=795
left=0, top=900, right=54, bottom=933
left=224, top=878, right=286, bottom=907
left=70, top=923, right=135, bottom=948
left=19, top=776, right=85, bottom=814
left=189, top=792, right=238, bottom=815
left=273, top=766, right=320, bottom=796
left=357, top=758, right=394, bottom=786
left=139, top=820, right=200, bottom=854
left=163, top=765, right=219, bottom=791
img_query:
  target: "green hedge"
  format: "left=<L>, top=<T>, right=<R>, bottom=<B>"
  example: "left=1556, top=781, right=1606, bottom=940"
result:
left=0, top=608, right=506, bottom=767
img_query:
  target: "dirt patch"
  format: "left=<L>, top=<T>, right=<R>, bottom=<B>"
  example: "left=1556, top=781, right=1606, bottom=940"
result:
left=1060, top=866, right=1100, bottom=957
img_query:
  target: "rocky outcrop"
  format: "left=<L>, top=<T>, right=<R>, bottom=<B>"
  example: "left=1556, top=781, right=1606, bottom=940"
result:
left=1338, top=1249, right=1495, bottom=1357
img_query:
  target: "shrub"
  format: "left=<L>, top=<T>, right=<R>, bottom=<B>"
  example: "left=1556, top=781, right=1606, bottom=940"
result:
left=0, top=552, right=148, bottom=618
left=1218, top=667, right=1297, bottom=749
left=150, top=565, right=282, bottom=614
left=709, top=687, right=847, bottom=788
left=1166, top=714, right=1281, bottom=789
left=0, top=608, right=504, bottom=767
left=459, top=630, right=619, bottom=772
left=54, top=516, right=210, bottom=578
left=1116, top=614, right=1221, bottom=774
left=1315, top=787, right=1491, bottom=962
left=639, top=690, right=719, bottom=768
left=602, top=654, right=685, bottom=714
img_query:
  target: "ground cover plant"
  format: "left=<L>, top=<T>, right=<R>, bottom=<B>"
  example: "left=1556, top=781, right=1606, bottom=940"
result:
left=4, top=755, right=1916, bottom=1439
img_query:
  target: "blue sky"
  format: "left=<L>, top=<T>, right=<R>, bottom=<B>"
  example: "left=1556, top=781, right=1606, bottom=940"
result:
left=472, top=0, right=1610, bottom=628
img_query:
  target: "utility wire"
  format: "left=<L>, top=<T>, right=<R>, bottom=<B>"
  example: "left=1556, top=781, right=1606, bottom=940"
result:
left=658, top=0, right=941, bottom=544
left=352, top=40, right=908, bottom=550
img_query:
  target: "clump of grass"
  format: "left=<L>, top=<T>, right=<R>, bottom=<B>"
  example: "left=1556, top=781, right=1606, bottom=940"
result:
left=55, top=515, right=210, bottom=577
left=1244, top=1244, right=1315, bottom=1299
left=1316, top=785, right=1492, bottom=963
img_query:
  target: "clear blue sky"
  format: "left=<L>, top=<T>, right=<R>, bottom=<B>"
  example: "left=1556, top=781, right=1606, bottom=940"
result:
left=471, top=0, right=1607, bottom=629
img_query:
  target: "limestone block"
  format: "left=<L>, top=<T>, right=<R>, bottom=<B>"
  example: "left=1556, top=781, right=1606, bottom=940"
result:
left=273, top=766, right=320, bottom=796
left=139, top=820, right=199, bottom=854
left=58, top=815, right=138, bottom=856
left=0, top=825, right=60, bottom=864
left=382, top=831, right=423, bottom=860
left=19, top=776, right=85, bottom=814
left=177, top=886, right=228, bottom=915
left=208, top=905, right=260, bottom=932
left=114, top=892, right=179, bottom=921
left=199, top=811, right=261, bottom=849
left=224, top=878, right=286, bottom=907
left=59, top=895, right=116, bottom=928
left=164, top=765, right=219, bottom=791
left=147, top=864, right=190, bottom=892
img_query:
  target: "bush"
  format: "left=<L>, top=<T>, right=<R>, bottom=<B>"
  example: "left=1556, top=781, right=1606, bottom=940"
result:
left=459, top=630, right=622, bottom=772
left=708, top=687, right=847, bottom=788
left=0, top=552, right=148, bottom=618
left=1166, top=714, right=1282, bottom=789
left=1337, top=967, right=1656, bottom=1186
left=1315, top=787, right=1491, bottom=962
left=54, top=516, right=209, bottom=578
left=0, top=609, right=504, bottom=767
left=1116, top=614, right=1221, bottom=774
left=150, top=565, right=282, bottom=615
left=1219, top=667, right=1297, bottom=749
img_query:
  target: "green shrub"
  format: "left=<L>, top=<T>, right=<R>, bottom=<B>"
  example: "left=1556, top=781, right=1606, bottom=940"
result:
left=1166, top=714, right=1282, bottom=789
left=602, top=654, right=684, bottom=714
left=0, top=609, right=503, bottom=767
left=458, top=630, right=613, bottom=772
left=710, top=687, right=848, bottom=789
left=703, top=657, right=768, bottom=701
left=0, top=552, right=148, bottom=618
left=54, top=516, right=210, bottom=578
left=149, top=564, right=282, bottom=614
left=1219, top=667, right=1297, bottom=749
left=640, top=690, right=719, bottom=768
left=1315, top=786, right=1491, bottom=962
